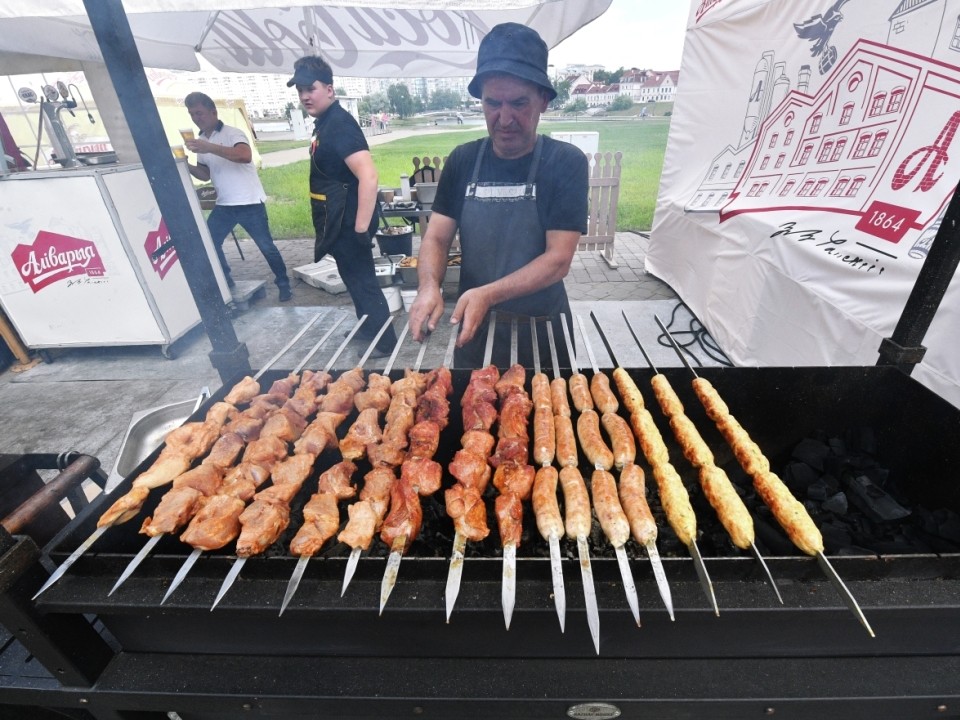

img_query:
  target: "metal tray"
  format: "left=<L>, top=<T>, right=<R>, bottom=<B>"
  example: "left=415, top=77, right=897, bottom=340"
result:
left=105, top=388, right=208, bottom=491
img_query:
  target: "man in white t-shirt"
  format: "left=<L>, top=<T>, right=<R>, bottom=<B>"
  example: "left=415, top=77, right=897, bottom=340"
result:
left=183, top=92, right=291, bottom=301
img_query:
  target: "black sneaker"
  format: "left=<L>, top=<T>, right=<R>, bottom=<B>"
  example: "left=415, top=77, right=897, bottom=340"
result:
left=363, top=346, right=393, bottom=360
left=226, top=276, right=236, bottom=289
left=278, top=287, right=292, bottom=302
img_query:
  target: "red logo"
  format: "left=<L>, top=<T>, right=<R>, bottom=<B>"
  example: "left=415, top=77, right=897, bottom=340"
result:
left=855, top=201, right=921, bottom=243
left=891, top=110, right=960, bottom=193
left=11, top=231, right=106, bottom=293
left=144, top=219, right=179, bottom=280
left=696, top=0, right=725, bottom=22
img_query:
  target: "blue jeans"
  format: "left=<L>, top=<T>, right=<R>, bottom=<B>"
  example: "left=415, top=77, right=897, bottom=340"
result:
left=207, top=203, right=289, bottom=289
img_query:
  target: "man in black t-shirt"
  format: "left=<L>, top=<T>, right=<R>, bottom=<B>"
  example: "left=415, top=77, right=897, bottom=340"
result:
left=288, top=55, right=397, bottom=357
left=407, top=23, right=588, bottom=368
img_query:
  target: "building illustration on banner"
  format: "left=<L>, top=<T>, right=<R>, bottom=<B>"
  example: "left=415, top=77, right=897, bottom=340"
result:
left=686, top=0, right=960, bottom=261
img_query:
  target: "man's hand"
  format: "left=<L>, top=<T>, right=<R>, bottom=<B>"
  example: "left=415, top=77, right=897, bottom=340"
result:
left=408, top=285, right=445, bottom=342
left=450, top=287, right=493, bottom=348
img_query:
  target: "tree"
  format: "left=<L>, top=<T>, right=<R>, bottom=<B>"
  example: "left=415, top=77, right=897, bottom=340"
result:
left=387, top=83, right=414, bottom=119
left=428, top=88, right=462, bottom=112
left=563, top=99, right=588, bottom=118
left=592, top=67, right=626, bottom=84
left=609, top=94, right=634, bottom=112
left=550, top=77, right=572, bottom=109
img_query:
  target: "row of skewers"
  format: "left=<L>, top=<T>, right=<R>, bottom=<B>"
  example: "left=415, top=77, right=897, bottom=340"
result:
left=33, top=309, right=874, bottom=651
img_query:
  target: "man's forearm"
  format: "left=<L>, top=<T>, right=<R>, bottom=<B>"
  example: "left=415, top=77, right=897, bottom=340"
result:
left=417, top=229, right=454, bottom=288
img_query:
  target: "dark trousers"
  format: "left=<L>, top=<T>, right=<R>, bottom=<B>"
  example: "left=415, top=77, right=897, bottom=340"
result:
left=327, top=232, right=398, bottom=352
left=207, top=203, right=289, bottom=289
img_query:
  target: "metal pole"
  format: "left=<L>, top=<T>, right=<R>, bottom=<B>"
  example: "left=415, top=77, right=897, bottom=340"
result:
left=878, top=182, right=960, bottom=374
left=82, top=0, right=250, bottom=383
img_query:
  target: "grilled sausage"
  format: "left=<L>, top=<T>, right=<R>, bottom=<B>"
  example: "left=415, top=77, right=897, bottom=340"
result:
left=601, top=411, right=636, bottom=469
left=590, top=372, right=619, bottom=415
left=531, top=372, right=552, bottom=412
left=554, top=414, right=579, bottom=468
left=630, top=408, right=670, bottom=466
left=612, top=367, right=645, bottom=415
left=618, top=462, right=657, bottom=545
left=559, top=466, right=592, bottom=539
left=532, top=406, right=556, bottom=467
left=576, top=409, right=614, bottom=471
left=532, top=466, right=564, bottom=540
left=591, top=468, right=630, bottom=547
left=650, top=373, right=684, bottom=418
left=569, top=373, right=594, bottom=412
left=754, top=470, right=824, bottom=555
left=698, top=465, right=754, bottom=549
left=718, top=415, right=771, bottom=476
left=651, top=463, right=697, bottom=546
left=668, top=414, right=714, bottom=468
left=691, top=376, right=728, bottom=422
left=550, top=378, right=572, bottom=418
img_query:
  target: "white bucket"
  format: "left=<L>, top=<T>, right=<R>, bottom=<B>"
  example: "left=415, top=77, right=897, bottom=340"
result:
left=400, top=288, right=418, bottom=312
left=381, top=285, right=402, bottom=313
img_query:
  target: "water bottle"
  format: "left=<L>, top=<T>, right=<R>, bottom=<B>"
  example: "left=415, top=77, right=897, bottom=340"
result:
left=400, top=174, right=411, bottom=201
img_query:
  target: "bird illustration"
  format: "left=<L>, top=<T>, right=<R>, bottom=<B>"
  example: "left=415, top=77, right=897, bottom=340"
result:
left=794, top=0, right=853, bottom=57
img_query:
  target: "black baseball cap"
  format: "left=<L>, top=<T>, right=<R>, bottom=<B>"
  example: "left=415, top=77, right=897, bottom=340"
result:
left=286, top=64, right=333, bottom=88
left=467, top=23, right=557, bottom=100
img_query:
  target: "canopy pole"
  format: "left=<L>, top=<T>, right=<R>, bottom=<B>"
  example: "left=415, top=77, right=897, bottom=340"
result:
left=878, top=181, right=960, bottom=374
left=82, top=0, right=250, bottom=383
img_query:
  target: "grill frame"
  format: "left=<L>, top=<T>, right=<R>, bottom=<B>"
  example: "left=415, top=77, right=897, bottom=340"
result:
left=4, top=365, right=960, bottom=718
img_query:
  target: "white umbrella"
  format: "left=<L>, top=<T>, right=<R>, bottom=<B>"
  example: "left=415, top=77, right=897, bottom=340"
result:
left=0, top=1, right=612, bottom=76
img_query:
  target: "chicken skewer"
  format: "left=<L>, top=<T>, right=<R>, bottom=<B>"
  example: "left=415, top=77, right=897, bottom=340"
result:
left=558, top=313, right=601, bottom=654
left=341, top=328, right=427, bottom=597
left=619, top=311, right=719, bottom=616
left=492, top=359, right=535, bottom=630
left=235, top=318, right=385, bottom=610
left=531, top=319, right=566, bottom=631
left=161, top=316, right=368, bottom=605
left=31, top=314, right=325, bottom=601
left=651, top=315, right=782, bottom=604
left=109, top=319, right=346, bottom=596
left=379, top=326, right=458, bottom=614
left=587, top=312, right=675, bottom=620
left=210, top=316, right=395, bottom=610
left=657, top=319, right=875, bottom=637
left=574, top=314, right=641, bottom=627
left=444, top=320, right=499, bottom=621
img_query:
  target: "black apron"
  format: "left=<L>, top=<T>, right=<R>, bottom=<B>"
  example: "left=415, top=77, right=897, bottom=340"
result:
left=455, top=137, right=573, bottom=369
left=309, top=134, right=375, bottom=262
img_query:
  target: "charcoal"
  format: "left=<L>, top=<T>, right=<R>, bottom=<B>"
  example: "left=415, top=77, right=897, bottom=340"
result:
left=820, top=521, right=853, bottom=553
left=843, top=473, right=911, bottom=522
left=807, top=479, right=831, bottom=502
left=785, top=461, right=819, bottom=491
left=753, top=514, right=798, bottom=555
left=938, top=510, right=960, bottom=544
left=822, top=492, right=848, bottom=515
left=790, top=438, right=829, bottom=470
left=827, top=436, right=847, bottom=457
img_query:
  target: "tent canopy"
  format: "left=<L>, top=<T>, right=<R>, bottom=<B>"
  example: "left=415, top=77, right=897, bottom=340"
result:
left=0, top=1, right=612, bottom=76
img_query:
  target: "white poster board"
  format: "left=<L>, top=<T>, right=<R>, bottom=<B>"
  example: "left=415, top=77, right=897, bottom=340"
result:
left=648, top=0, right=960, bottom=408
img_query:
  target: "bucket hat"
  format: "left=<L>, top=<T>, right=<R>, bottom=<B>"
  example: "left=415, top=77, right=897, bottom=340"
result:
left=467, top=23, right=557, bottom=100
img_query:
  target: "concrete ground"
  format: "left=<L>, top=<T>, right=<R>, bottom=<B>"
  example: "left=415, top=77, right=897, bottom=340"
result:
left=0, top=139, right=727, bottom=491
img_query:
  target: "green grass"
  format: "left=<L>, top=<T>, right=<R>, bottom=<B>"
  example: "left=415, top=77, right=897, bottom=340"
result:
left=257, top=118, right=670, bottom=238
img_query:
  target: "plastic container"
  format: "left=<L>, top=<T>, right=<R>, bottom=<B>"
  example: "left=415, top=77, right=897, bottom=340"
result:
left=400, top=287, right=418, bottom=312
left=381, top=285, right=402, bottom=313
left=376, top=226, right=414, bottom=257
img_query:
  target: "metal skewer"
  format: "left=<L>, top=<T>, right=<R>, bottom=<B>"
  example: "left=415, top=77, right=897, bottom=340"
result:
left=164, top=315, right=366, bottom=606
left=500, top=316, right=522, bottom=630
left=110, top=317, right=349, bottom=598
left=216, top=316, right=384, bottom=611
left=35, top=313, right=327, bottom=602
left=588, top=311, right=675, bottom=620
left=559, top=313, right=601, bottom=654
left=544, top=319, right=568, bottom=632
left=575, top=314, right=642, bottom=627
left=342, top=318, right=408, bottom=597
left=379, top=324, right=458, bottom=615
left=622, top=311, right=720, bottom=616
left=445, top=318, right=498, bottom=622
left=653, top=314, right=783, bottom=605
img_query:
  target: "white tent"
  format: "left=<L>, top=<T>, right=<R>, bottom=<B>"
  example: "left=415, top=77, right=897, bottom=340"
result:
left=0, top=1, right=612, bottom=75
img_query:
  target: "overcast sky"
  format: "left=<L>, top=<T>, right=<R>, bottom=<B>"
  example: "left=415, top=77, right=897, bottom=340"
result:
left=549, top=0, right=690, bottom=71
